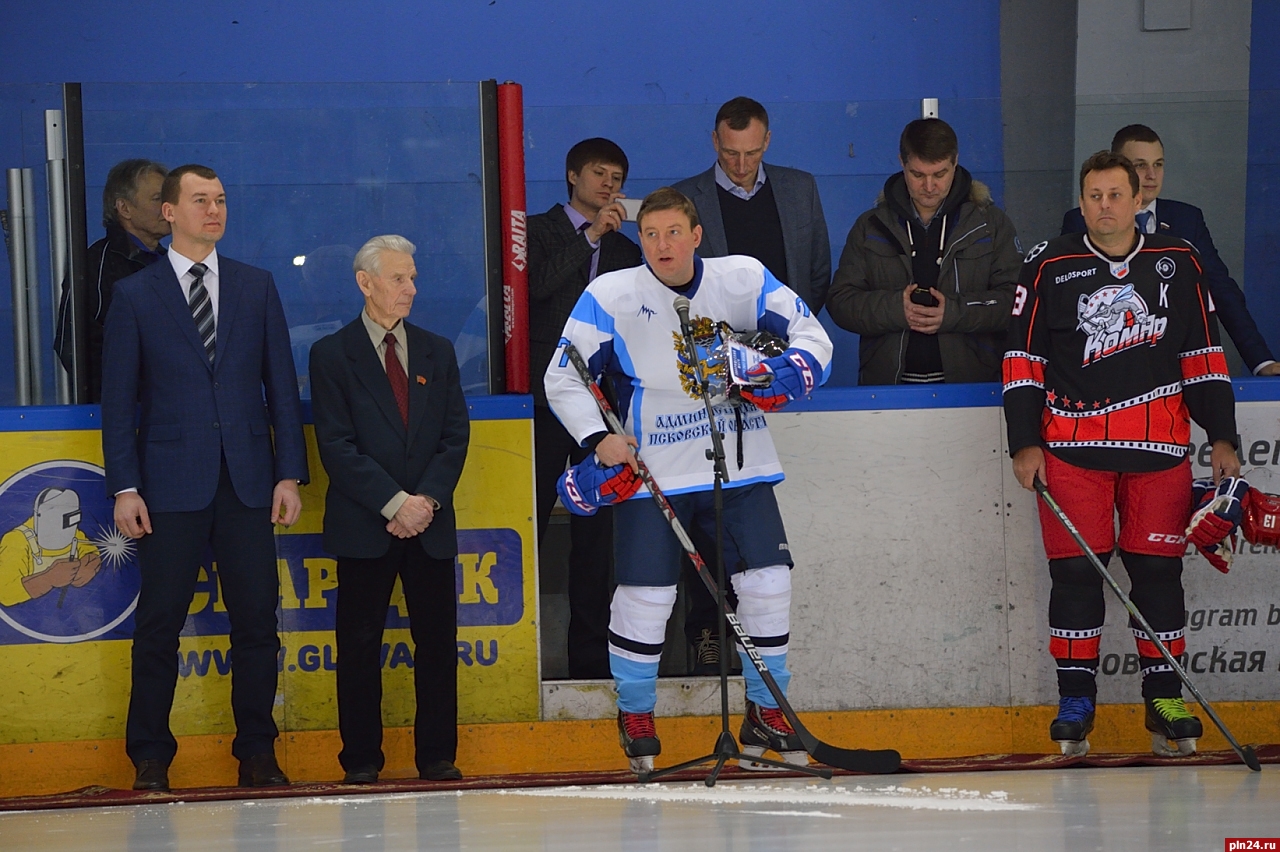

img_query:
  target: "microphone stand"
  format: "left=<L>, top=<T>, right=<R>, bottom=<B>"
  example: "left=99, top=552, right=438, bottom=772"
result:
left=645, top=298, right=826, bottom=786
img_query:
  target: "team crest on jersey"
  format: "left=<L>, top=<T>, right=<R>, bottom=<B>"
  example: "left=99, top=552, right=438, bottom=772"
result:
left=673, top=316, right=723, bottom=399
left=1077, top=283, right=1167, bottom=366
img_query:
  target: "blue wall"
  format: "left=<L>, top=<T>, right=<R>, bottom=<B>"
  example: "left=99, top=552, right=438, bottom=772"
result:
left=0, top=1, right=1005, bottom=397
left=1246, top=3, right=1280, bottom=361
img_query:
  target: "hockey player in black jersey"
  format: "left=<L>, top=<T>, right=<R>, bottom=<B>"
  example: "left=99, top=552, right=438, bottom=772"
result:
left=1003, top=150, right=1240, bottom=757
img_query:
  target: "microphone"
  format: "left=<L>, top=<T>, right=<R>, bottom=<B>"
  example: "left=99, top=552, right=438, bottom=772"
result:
left=672, top=295, right=693, bottom=337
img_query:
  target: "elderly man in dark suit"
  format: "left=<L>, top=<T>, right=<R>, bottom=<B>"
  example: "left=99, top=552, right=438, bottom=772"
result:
left=309, top=234, right=470, bottom=784
left=102, top=164, right=309, bottom=793
left=1061, top=124, right=1279, bottom=376
left=673, top=96, right=832, bottom=314
left=527, top=138, right=641, bottom=679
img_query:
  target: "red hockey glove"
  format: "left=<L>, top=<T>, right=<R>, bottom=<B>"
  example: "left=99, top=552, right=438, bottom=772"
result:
left=1187, top=477, right=1249, bottom=573
left=1242, top=488, right=1280, bottom=548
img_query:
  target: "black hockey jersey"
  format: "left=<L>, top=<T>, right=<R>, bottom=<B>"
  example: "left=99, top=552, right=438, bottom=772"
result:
left=1003, top=231, right=1236, bottom=472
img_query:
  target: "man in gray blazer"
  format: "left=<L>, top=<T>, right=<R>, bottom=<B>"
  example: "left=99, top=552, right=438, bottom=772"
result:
left=673, top=96, right=831, bottom=314
left=673, top=97, right=832, bottom=672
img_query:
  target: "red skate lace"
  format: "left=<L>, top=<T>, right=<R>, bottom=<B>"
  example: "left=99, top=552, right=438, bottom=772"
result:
left=622, top=712, right=657, bottom=739
left=759, top=707, right=795, bottom=735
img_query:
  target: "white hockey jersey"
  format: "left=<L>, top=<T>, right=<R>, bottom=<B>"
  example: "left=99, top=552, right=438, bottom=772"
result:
left=545, top=255, right=832, bottom=497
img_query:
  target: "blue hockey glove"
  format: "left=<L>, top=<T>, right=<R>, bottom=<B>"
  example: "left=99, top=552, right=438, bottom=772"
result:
left=1187, top=476, right=1249, bottom=573
left=556, top=453, right=643, bottom=516
left=740, top=349, right=820, bottom=412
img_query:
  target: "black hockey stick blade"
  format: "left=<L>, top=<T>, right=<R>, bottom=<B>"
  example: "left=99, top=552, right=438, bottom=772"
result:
left=1034, top=479, right=1261, bottom=772
left=560, top=342, right=901, bottom=774
left=805, top=738, right=902, bottom=775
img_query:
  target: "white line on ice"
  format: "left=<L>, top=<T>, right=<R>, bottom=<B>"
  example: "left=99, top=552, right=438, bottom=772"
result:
left=495, top=783, right=1035, bottom=812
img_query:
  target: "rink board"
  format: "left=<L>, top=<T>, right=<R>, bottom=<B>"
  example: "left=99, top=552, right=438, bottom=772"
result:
left=0, top=382, right=1277, bottom=794
left=0, top=397, right=539, bottom=751
left=773, top=380, right=1280, bottom=711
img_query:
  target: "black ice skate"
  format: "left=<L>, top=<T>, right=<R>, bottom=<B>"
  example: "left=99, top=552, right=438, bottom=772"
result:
left=617, top=710, right=661, bottom=775
left=739, top=700, right=809, bottom=770
left=1049, top=696, right=1095, bottom=756
left=1145, top=697, right=1202, bottom=756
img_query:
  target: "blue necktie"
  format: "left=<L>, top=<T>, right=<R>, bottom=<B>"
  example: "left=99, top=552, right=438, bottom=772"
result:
left=1135, top=211, right=1153, bottom=234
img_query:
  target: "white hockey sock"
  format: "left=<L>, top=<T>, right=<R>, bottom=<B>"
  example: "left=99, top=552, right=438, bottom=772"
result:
left=731, top=565, right=792, bottom=707
left=608, top=584, right=678, bottom=713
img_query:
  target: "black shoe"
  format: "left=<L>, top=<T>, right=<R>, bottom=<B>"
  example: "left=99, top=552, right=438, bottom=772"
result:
left=691, top=628, right=720, bottom=675
left=342, top=766, right=379, bottom=785
left=132, top=759, right=170, bottom=792
left=419, top=760, right=463, bottom=781
left=238, top=753, right=289, bottom=787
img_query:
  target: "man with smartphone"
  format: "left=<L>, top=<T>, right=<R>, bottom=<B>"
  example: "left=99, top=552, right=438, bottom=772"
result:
left=528, top=138, right=642, bottom=679
left=827, top=118, right=1022, bottom=384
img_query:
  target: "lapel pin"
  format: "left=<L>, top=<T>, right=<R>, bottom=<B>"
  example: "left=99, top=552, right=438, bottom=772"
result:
left=416, top=375, right=426, bottom=385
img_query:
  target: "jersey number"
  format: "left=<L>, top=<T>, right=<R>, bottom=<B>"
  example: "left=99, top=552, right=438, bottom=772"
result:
left=1012, top=285, right=1029, bottom=317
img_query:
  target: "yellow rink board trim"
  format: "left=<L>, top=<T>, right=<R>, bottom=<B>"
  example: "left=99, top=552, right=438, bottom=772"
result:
left=2, top=702, right=1276, bottom=798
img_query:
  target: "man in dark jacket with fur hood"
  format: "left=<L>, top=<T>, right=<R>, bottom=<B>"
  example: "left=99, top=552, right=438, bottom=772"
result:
left=827, top=119, right=1021, bottom=385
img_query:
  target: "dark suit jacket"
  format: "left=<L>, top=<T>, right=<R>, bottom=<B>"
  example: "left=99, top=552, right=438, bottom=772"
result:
left=309, top=318, right=470, bottom=560
left=673, top=164, right=832, bottom=313
left=527, top=203, right=641, bottom=405
left=1062, top=199, right=1275, bottom=371
left=101, top=254, right=308, bottom=512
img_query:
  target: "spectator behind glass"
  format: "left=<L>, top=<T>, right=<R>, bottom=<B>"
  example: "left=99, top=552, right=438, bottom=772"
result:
left=827, top=118, right=1022, bottom=385
left=1060, top=124, right=1280, bottom=376
left=55, top=159, right=169, bottom=402
left=527, top=138, right=642, bottom=679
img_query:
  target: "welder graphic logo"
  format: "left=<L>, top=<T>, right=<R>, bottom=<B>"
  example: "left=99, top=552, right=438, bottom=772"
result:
left=0, top=460, right=140, bottom=644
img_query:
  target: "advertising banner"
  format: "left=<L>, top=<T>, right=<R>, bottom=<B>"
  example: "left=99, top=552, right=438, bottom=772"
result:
left=0, top=406, right=537, bottom=746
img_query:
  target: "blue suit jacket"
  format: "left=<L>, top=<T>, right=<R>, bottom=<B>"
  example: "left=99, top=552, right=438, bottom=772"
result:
left=1062, top=199, right=1275, bottom=371
left=101, top=254, right=309, bottom=511
left=673, top=164, right=831, bottom=313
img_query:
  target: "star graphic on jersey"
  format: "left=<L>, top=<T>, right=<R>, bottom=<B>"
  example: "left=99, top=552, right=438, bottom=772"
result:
left=1061, top=396, right=1071, bottom=408
left=1046, top=390, right=1057, bottom=404
left=1076, top=400, right=1086, bottom=409
left=1092, top=401, right=1101, bottom=409
left=1104, top=398, right=1111, bottom=404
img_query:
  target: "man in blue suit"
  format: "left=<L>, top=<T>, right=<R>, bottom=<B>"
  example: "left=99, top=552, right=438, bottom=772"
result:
left=102, top=164, right=309, bottom=792
left=1062, top=124, right=1279, bottom=376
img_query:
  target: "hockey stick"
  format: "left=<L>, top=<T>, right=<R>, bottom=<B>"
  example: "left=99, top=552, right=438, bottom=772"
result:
left=561, top=343, right=901, bottom=775
left=1033, top=479, right=1261, bottom=771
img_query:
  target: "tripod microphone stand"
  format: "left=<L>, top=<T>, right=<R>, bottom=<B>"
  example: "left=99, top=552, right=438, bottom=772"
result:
left=644, top=296, right=830, bottom=787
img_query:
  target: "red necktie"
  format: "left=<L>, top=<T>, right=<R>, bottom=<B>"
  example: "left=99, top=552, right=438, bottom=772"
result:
left=384, top=332, right=408, bottom=426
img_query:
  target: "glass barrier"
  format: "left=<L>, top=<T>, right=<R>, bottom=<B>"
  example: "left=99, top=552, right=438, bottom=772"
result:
left=79, top=82, right=489, bottom=399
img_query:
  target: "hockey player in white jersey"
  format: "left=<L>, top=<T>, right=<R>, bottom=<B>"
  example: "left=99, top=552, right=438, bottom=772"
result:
left=545, top=187, right=832, bottom=775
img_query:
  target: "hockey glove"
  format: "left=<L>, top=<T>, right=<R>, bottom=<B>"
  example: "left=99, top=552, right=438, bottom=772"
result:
left=1187, top=477, right=1249, bottom=573
left=1242, top=487, right=1280, bottom=548
left=740, top=348, right=820, bottom=412
left=556, top=453, right=643, bottom=516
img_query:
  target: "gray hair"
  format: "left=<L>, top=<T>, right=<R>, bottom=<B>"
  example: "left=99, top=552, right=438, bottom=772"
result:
left=353, top=234, right=416, bottom=276
left=102, top=159, right=168, bottom=229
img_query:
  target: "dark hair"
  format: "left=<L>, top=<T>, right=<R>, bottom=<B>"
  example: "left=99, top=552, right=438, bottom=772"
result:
left=161, top=164, right=220, bottom=205
left=714, top=97, right=769, bottom=132
left=102, top=159, right=168, bottom=228
left=636, top=187, right=700, bottom=230
left=565, top=138, right=629, bottom=198
left=899, top=118, right=958, bottom=164
left=1078, top=150, right=1140, bottom=196
left=1111, top=124, right=1162, bottom=152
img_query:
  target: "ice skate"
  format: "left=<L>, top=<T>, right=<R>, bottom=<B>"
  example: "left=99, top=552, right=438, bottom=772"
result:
left=1145, top=697, right=1201, bottom=756
left=617, top=710, right=661, bottom=776
left=1049, top=696, right=1095, bottom=756
left=739, top=700, right=809, bottom=770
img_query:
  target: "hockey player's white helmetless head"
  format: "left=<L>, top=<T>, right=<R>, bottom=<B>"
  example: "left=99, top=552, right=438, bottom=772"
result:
left=34, top=487, right=81, bottom=551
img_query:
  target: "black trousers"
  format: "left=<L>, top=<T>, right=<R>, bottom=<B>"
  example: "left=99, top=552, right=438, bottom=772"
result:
left=534, top=404, right=613, bottom=679
left=335, top=538, right=457, bottom=773
left=126, top=461, right=280, bottom=765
